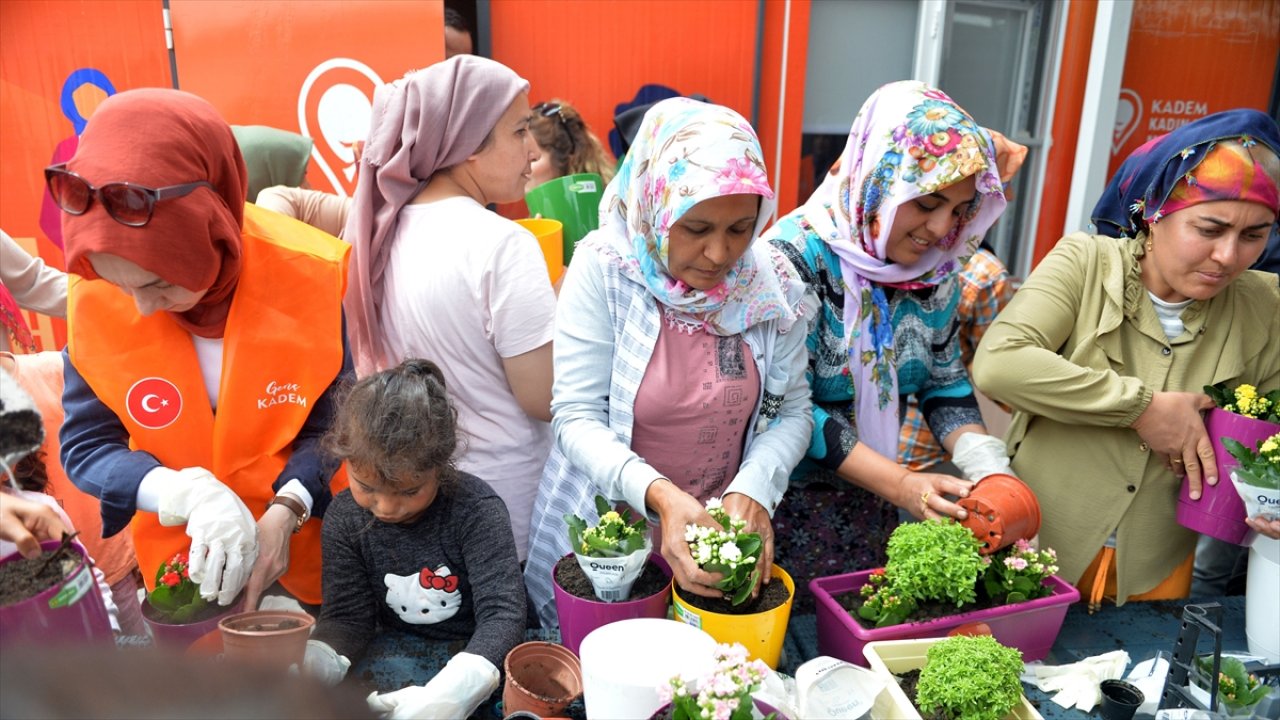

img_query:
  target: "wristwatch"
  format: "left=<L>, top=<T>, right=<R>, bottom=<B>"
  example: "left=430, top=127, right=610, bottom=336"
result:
left=268, top=493, right=309, bottom=534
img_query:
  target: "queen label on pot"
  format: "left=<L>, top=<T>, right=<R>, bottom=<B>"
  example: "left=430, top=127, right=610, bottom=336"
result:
left=565, top=495, right=653, bottom=602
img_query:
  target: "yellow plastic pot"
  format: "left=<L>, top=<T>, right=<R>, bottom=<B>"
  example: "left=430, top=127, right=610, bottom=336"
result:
left=514, top=218, right=564, bottom=285
left=671, top=564, right=794, bottom=669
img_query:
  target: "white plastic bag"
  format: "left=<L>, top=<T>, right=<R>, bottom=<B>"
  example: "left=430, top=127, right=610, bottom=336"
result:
left=575, top=539, right=652, bottom=602
left=1231, top=471, right=1280, bottom=526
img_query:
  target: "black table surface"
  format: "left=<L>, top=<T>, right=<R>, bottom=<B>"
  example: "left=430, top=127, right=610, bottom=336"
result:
left=352, top=595, right=1251, bottom=719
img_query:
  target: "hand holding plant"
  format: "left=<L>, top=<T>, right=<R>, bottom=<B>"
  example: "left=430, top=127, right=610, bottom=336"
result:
left=684, top=498, right=761, bottom=606
left=658, top=642, right=775, bottom=720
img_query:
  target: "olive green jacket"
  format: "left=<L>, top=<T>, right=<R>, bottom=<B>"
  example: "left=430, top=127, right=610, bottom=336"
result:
left=973, top=232, right=1280, bottom=602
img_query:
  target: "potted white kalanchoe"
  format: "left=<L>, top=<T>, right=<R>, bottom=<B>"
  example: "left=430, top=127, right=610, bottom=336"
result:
left=685, top=498, right=763, bottom=606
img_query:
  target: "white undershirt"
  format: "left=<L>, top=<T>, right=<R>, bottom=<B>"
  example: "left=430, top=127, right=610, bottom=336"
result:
left=1148, top=292, right=1193, bottom=341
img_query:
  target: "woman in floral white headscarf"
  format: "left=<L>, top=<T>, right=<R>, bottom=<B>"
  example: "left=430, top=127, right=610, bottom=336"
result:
left=763, top=81, right=1014, bottom=608
left=522, top=98, right=813, bottom=628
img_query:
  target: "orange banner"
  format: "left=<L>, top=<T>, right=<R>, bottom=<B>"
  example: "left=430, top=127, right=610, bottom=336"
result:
left=0, top=0, right=173, bottom=351
left=169, top=0, right=444, bottom=198
left=1108, top=0, right=1279, bottom=175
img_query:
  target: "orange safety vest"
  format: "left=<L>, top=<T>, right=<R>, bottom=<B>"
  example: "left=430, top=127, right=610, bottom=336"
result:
left=67, top=205, right=350, bottom=605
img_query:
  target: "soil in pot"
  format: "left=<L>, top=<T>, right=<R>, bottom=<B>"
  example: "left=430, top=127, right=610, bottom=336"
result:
left=837, top=584, right=1004, bottom=627
left=554, top=554, right=669, bottom=601
left=0, top=536, right=79, bottom=606
left=677, top=578, right=791, bottom=615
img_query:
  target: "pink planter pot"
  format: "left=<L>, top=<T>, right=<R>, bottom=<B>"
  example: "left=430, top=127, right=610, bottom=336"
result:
left=810, top=569, right=1078, bottom=668
left=141, top=593, right=246, bottom=650
left=0, top=540, right=113, bottom=645
left=553, top=553, right=672, bottom=657
left=1177, top=409, right=1279, bottom=545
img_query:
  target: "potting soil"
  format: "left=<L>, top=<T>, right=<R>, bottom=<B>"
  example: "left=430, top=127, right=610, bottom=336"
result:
left=837, top=585, right=1004, bottom=627
left=678, top=576, right=791, bottom=615
left=0, top=546, right=77, bottom=607
left=554, top=554, right=669, bottom=601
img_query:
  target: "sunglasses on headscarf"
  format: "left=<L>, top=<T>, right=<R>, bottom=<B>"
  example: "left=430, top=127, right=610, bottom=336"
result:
left=533, top=102, right=577, bottom=157
left=44, top=163, right=215, bottom=228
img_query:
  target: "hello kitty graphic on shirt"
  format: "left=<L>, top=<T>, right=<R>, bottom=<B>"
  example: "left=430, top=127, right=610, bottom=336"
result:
left=383, top=565, right=462, bottom=625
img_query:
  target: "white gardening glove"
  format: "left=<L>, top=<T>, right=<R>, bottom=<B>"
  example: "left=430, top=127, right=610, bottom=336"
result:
left=155, top=467, right=259, bottom=606
left=303, top=639, right=352, bottom=687
left=366, top=652, right=499, bottom=720
left=951, top=432, right=1014, bottom=482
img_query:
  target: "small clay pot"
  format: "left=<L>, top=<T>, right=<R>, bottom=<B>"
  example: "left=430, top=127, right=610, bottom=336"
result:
left=502, top=641, right=582, bottom=717
left=1099, top=678, right=1143, bottom=720
left=218, top=610, right=314, bottom=670
left=958, top=474, right=1041, bottom=555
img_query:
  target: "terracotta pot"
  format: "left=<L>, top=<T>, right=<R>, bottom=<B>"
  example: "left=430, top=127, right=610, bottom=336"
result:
left=958, top=474, right=1041, bottom=555
left=142, top=593, right=245, bottom=650
left=1176, top=409, right=1278, bottom=544
left=502, top=641, right=583, bottom=717
left=552, top=552, right=672, bottom=657
left=218, top=610, right=314, bottom=669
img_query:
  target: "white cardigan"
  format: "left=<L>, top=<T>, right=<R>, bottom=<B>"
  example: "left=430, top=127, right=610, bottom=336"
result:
left=522, top=239, right=814, bottom=628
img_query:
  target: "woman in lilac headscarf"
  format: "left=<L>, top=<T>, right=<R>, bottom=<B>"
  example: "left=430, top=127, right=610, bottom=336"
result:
left=343, top=55, right=556, bottom=568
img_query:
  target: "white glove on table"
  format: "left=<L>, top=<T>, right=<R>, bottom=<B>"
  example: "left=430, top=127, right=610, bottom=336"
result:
left=366, top=652, right=499, bottom=720
left=1026, top=650, right=1130, bottom=711
left=303, top=639, right=351, bottom=687
left=952, top=432, right=1014, bottom=482
left=154, top=466, right=258, bottom=606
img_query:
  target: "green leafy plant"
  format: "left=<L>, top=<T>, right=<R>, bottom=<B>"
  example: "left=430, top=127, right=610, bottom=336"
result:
left=565, top=495, right=649, bottom=557
left=684, top=499, right=762, bottom=606
left=982, top=538, right=1060, bottom=605
left=146, top=551, right=219, bottom=623
left=1194, top=655, right=1272, bottom=713
left=658, top=642, right=775, bottom=720
left=1223, top=432, right=1280, bottom=490
left=916, top=634, right=1025, bottom=720
left=858, top=520, right=986, bottom=626
left=1204, top=383, right=1280, bottom=422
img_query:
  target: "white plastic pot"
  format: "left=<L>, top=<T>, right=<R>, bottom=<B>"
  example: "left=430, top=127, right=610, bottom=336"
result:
left=1245, top=535, right=1279, bottom=663
left=578, top=618, right=716, bottom=719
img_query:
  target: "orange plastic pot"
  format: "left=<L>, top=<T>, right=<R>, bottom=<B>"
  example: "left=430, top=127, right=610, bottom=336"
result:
left=502, top=641, right=583, bottom=717
left=958, top=473, right=1041, bottom=555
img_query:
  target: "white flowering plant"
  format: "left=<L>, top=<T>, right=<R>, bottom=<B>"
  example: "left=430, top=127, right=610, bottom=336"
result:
left=685, top=499, right=762, bottom=606
left=658, top=642, right=776, bottom=720
left=981, top=538, right=1060, bottom=605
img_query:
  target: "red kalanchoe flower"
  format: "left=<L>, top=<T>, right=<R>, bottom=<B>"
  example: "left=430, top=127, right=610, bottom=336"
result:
left=161, top=571, right=181, bottom=587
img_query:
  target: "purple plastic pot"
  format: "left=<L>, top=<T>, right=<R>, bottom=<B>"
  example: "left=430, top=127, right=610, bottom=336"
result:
left=0, top=540, right=113, bottom=645
left=810, top=568, right=1079, bottom=668
left=142, top=593, right=246, bottom=650
left=1177, top=409, right=1279, bottom=545
left=553, top=552, right=673, bottom=657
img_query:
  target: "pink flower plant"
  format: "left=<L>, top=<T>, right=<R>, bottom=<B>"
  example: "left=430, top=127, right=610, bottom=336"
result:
left=659, top=642, right=776, bottom=720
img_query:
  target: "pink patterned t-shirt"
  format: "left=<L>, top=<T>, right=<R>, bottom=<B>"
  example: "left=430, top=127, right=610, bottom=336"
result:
left=631, top=308, right=761, bottom=502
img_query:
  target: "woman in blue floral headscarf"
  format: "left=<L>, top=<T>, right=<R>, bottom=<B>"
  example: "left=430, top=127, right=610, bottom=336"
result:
left=763, top=81, right=1015, bottom=610
left=522, top=98, right=813, bottom=628
left=973, top=108, right=1280, bottom=608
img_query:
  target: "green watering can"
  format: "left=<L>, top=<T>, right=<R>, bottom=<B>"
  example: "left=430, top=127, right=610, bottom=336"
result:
left=524, top=172, right=605, bottom=265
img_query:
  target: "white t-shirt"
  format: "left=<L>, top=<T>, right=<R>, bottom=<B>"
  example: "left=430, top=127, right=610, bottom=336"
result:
left=378, top=196, right=556, bottom=560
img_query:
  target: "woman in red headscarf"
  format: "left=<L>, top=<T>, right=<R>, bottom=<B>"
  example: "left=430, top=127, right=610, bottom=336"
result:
left=55, top=88, right=352, bottom=612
